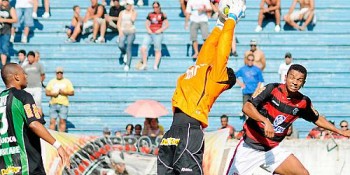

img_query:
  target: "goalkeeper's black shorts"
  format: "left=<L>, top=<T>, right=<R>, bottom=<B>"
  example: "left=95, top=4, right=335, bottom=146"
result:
left=157, top=108, right=204, bottom=175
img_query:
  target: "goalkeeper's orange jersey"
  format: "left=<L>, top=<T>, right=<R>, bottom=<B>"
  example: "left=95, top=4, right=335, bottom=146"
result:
left=172, top=20, right=236, bottom=128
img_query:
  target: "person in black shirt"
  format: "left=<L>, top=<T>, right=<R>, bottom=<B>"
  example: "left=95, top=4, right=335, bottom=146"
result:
left=106, top=0, right=125, bottom=32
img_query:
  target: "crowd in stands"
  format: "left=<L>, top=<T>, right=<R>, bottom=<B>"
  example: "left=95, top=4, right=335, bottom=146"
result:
left=103, top=118, right=164, bottom=139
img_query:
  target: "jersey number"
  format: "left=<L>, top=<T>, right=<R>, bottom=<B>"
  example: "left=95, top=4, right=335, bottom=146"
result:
left=184, top=65, right=200, bottom=79
left=0, top=106, right=8, bottom=135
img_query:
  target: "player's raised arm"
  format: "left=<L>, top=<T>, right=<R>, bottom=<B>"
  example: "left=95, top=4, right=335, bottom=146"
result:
left=212, top=0, right=246, bottom=79
left=195, top=27, right=221, bottom=65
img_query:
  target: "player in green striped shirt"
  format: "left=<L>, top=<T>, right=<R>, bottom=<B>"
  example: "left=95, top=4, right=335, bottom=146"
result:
left=0, top=63, right=69, bottom=174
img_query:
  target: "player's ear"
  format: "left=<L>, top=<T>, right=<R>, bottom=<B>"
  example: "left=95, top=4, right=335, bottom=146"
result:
left=14, top=73, right=20, bottom=81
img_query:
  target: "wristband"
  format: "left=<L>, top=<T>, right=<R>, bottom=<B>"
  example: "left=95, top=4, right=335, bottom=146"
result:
left=53, top=141, right=61, bottom=149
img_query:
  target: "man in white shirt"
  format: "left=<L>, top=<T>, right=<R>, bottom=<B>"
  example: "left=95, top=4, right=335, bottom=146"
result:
left=10, top=0, right=34, bottom=43
left=278, top=52, right=293, bottom=83
left=184, top=0, right=212, bottom=59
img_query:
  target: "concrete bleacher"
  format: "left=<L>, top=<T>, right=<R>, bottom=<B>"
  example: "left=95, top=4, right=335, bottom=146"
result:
left=4, top=0, right=350, bottom=137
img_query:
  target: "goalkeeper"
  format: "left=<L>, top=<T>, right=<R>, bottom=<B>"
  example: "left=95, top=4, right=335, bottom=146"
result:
left=157, top=0, right=246, bottom=174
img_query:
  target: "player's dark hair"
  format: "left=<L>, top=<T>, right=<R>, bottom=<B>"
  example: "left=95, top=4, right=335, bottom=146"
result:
left=135, top=124, right=142, bottom=130
left=125, top=124, right=134, bottom=131
left=152, top=1, right=162, bottom=13
left=220, top=114, right=229, bottom=120
left=27, top=51, right=35, bottom=57
left=18, top=50, right=26, bottom=56
left=73, top=5, right=79, bottom=11
left=287, top=64, right=307, bottom=80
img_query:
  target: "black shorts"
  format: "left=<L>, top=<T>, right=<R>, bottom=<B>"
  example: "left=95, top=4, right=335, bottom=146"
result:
left=157, top=109, right=204, bottom=175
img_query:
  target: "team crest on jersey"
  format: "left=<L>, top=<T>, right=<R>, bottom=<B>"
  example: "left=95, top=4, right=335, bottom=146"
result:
left=292, top=108, right=299, bottom=115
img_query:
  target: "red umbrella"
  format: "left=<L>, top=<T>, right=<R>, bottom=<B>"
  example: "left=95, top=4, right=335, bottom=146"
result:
left=124, top=100, right=168, bottom=118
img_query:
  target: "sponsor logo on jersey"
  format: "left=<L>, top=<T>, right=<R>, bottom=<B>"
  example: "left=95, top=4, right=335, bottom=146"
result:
left=271, top=99, right=279, bottom=106
left=273, top=115, right=286, bottom=133
left=160, top=137, right=180, bottom=146
left=181, top=168, right=192, bottom=172
left=0, top=136, right=17, bottom=145
left=0, top=146, right=20, bottom=156
left=1, top=166, right=21, bottom=175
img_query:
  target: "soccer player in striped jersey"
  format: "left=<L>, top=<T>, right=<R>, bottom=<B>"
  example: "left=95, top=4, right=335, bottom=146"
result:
left=227, top=64, right=350, bottom=175
left=0, top=63, right=69, bottom=174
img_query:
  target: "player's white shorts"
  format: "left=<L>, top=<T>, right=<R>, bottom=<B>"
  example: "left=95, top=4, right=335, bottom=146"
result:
left=289, top=8, right=311, bottom=21
left=227, top=139, right=291, bottom=175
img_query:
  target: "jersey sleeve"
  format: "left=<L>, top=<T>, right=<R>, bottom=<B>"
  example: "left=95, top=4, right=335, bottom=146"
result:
left=15, top=90, right=45, bottom=125
left=300, top=97, right=319, bottom=123
left=146, top=12, right=151, bottom=20
left=248, top=83, right=277, bottom=107
left=46, top=80, right=53, bottom=91
left=66, top=79, right=75, bottom=92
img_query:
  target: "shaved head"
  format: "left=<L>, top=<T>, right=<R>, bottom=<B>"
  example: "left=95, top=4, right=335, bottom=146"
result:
left=1, top=63, right=27, bottom=89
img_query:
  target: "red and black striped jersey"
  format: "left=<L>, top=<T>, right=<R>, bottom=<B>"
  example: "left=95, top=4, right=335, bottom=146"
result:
left=243, top=83, right=319, bottom=151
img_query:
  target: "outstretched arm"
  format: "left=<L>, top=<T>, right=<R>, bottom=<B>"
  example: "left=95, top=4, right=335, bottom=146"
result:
left=315, top=116, right=350, bottom=137
left=211, top=19, right=236, bottom=79
left=195, top=27, right=221, bottom=65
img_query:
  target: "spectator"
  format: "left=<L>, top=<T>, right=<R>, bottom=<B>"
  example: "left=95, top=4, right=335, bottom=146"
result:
left=244, top=39, right=266, bottom=71
left=283, top=0, right=315, bottom=31
left=103, top=127, right=111, bottom=137
left=336, top=120, right=349, bottom=139
left=306, top=121, right=334, bottom=140
left=22, top=51, right=45, bottom=116
left=66, top=0, right=106, bottom=43
left=11, top=0, right=34, bottom=43
left=45, top=67, right=75, bottom=132
left=185, top=0, right=212, bottom=59
left=142, top=118, right=164, bottom=138
left=66, top=5, right=83, bottom=40
left=124, top=123, right=134, bottom=136
left=307, top=126, right=331, bottom=139
left=34, top=50, right=46, bottom=88
left=179, top=0, right=188, bottom=17
left=0, top=0, right=17, bottom=68
left=255, top=0, right=281, bottom=32
left=117, top=0, right=137, bottom=71
left=210, top=0, right=220, bottom=19
left=91, top=1, right=107, bottom=43
left=134, top=124, right=142, bottom=138
left=278, top=52, right=293, bottom=83
left=218, top=114, right=235, bottom=139
left=236, top=54, right=264, bottom=120
left=105, top=0, right=124, bottom=36
left=32, top=0, right=50, bottom=19
left=114, top=128, right=122, bottom=137
left=138, top=1, right=169, bottom=70
left=136, top=0, right=144, bottom=6
left=17, top=49, right=28, bottom=66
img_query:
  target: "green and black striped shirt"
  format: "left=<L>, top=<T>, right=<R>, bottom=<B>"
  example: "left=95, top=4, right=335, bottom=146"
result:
left=0, top=87, right=45, bottom=175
